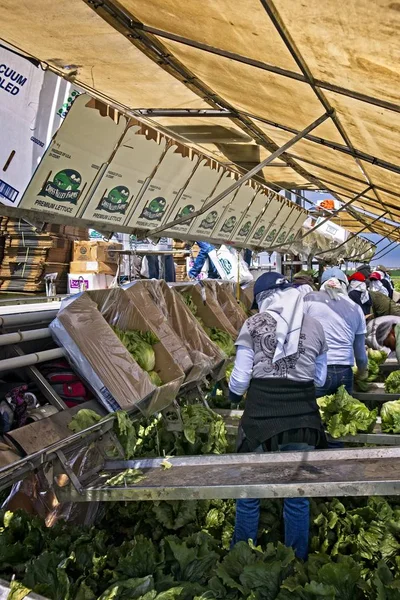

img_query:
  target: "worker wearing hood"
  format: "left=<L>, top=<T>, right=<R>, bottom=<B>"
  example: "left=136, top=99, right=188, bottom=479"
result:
left=304, top=267, right=368, bottom=399
left=370, top=271, right=390, bottom=298
left=347, top=272, right=372, bottom=317
left=367, top=315, right=400, bottom=361
left=229, top=272, right=328, bottom=561
left=292, top=270, right=317, bottom=297
left=377, top=265, right=395, bottom=296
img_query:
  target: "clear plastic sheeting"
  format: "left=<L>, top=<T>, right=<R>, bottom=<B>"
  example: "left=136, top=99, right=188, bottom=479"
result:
left=125, top=280, right=225, bottom=383
left=87, top=288, right=184, bottom=412
left=50, top=293, right=157, bottom=416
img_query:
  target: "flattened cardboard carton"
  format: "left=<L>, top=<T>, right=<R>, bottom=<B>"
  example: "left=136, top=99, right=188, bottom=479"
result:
left=50, top=293, right=157, bottom=415
left=88, top=288, right=185, bottom=414
left=205, top=280, right=247, bottom=331
left=188, top=171, right=237, bottom=239
left=163, top=159, right=223, bottom=236
left=211, top=184, right=256, bottom=242
left=171, top=282, right=238, bottom=339
left=128, top=145, right=198, bottom=231
left=139, top=280, right=226, bottom=383
left=122, top=281, right=193, bottom=377
left=82, top=125, right=167, bottom=226
left=245, top=191, right=281, bottom=247
left=69, top=261, right=117, bottom=276
left=260, top=200, right=295, bottom=247
left=268, top=206, right=307, bottom=248
left=229, top=191, right=268, bottom=244
left=20, top=95, right=126, bottom=217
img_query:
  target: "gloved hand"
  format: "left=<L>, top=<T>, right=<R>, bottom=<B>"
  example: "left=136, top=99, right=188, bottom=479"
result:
left=356, top=368, right=369, bottom=381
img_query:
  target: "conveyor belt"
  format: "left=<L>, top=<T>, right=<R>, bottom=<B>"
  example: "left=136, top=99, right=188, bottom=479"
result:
left=213, top=410, right=400, bottom=445
left=56, top=447, right=400, bottom=502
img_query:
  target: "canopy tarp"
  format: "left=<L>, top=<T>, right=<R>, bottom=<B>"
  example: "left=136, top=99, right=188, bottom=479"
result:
left=0, top=0, right=398, bottom=240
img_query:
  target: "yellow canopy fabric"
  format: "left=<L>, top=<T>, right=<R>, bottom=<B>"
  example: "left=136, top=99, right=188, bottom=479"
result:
left=0, top=0, right=399, bottom=238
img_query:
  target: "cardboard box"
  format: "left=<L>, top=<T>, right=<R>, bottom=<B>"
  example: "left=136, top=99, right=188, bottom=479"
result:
left=89, top=288, right=185, bottom=414
left=69, top=261, right=117, bottom=276
left=170, top=281, right=238, bottom=338
left=122, top=281, right=194, bottom=377
left=205, top=280, right=247, bottom=331
left=188, top=171, right=238, bottom=239
left=68, top=273, right=114, bottom=294
left=82, top=125, right=167, bottom=226
left=19, top=94, right=126, bottom=217
left=211, top=183, right=256, bottom=242
left=0, top=42, right=84, bottom=207
left=73, top=240, right=122, bottom=263
left=133, top=280, right=226, bottom=383
left=127, top=145, right=198, bottom=231
left=162, top=159, right=222, bottom=236
left=50, top=293, right=157, bottom=415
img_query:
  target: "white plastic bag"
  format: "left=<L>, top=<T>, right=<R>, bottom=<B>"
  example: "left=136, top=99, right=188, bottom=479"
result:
left=208, top=245, right=253, bottom=284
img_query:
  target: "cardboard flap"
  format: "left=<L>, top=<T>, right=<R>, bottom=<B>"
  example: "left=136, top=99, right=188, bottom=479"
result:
left=50, top=293, right=157, bottom=414
left=205, top=280, right=247, bottom=331
left=142, top=280, right=226, bottom=382
left=88, top=288, right=184, bottom=412
left=171, top=282, right=238, bottom=338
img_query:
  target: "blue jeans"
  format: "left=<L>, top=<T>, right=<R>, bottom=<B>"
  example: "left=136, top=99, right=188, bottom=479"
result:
left=147, top=255, right=176, bottom=282
left=232, top=442, right=314, bottom=561
left=188, top=241, right=219, bottom=279
left=316, top=365, right=353, bottom=448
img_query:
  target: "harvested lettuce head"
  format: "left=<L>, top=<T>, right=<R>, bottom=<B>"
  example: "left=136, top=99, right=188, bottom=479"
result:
left=367, top=348, right=388, bottom=365
left=148, top=371, right=162, bottom=387
left=385, top=371, right=400, bottom=394
left=112, top=326, right=158, bottom=372
left=317, top=385, right=377, bottom=438
left=209, top=328, right=236, bottom=357
left=381, top=399, right=400, bottom=433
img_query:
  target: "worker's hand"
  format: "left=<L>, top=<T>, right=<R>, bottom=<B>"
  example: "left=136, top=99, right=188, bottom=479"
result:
left=356, top=368, right=369, bottom=381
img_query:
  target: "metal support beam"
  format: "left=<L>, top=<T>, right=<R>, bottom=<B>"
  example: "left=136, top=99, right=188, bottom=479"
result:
left=148, top=112, right=330, bottom=235
left=83, top=0, right=349, bottom=206
left=135, top=109, right=234, bottom=118
left=122, top=19, right=400, bottom=115
left=373, top=240, right=400, bottom=261
left=259, top=0, right=390, bottom=220
left=11, top=346, right=67, bottom=411
left=300, top=186, right=373, bottom=239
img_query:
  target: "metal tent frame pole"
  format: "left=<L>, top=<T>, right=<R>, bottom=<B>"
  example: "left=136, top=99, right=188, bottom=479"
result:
left=315, top=211, right=389, bottom=257
left=148, top=112, right=330, bottom=236
left=300, top=186, right=373, bottom=239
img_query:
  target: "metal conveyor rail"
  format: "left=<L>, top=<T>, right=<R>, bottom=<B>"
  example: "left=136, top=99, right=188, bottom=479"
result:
left=56, top=447, right=400, bottom=502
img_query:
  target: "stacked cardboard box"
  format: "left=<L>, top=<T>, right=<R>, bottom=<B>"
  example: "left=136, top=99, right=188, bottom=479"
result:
left=0, top=218, right=87, bottom=293
left=68, top=241, right=122, bottom=293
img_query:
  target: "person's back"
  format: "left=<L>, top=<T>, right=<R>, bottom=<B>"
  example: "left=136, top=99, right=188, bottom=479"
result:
left=304, top=291, right=365, bottom=366
left=370, top=291, right=400, bottom=318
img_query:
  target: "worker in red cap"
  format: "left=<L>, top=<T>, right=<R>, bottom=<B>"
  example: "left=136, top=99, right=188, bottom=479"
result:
left=347, top=272, right=372, bottom=316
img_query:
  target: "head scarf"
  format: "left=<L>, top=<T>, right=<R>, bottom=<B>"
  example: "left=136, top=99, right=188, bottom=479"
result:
left=256, top=286, right=304, bottom=364
left=320, top=277, right=348, bottom=300
left=367, top=316, right=400, bottom=356
left=321, top=267, right=348, bottom=286
left=293, top=271, right=316, bottom=292
left=348, top=279, right=370, bottom=304
left=370, top=271, right=389, bottom=297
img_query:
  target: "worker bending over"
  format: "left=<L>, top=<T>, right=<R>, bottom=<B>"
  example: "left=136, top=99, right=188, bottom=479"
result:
left=229, top=272, right=328, bottom=561
left=304, top=267, right=368, bottom=397
left=367, top=316, right=400, bottom=361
